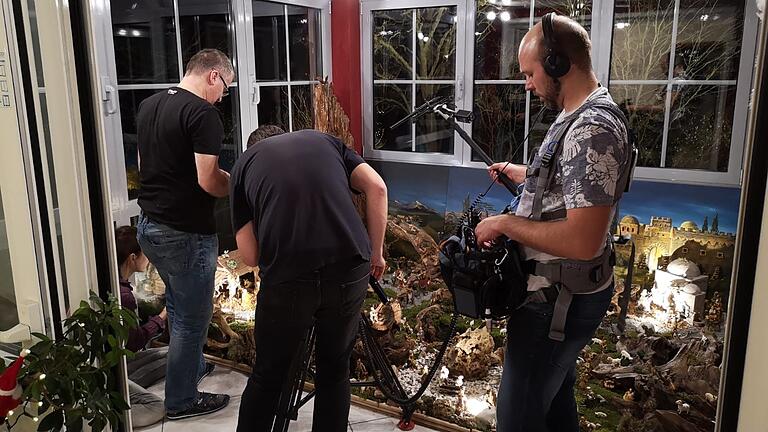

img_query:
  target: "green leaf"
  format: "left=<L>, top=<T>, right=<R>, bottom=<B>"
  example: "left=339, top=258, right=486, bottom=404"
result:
left=37, top=409, right=64, bottom=432
left=109, top=391, right=130, bottom=412
left=65, top=414, right=83, bottom=432
left=31, top=332, right=51, bottom=341
left=29, top=340, right=54, bottom=356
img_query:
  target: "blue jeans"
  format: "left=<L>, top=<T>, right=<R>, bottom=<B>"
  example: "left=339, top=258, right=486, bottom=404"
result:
left=496, top=285, right=613, bottom=432
left=136, top=214, right=217, bottom=412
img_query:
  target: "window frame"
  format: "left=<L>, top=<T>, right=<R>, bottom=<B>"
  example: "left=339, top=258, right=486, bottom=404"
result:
left=361, top=0, right=469, bottom=167
left=361, top=0, right=759, bottom=188
left=90, top=0, right=332, bottom=226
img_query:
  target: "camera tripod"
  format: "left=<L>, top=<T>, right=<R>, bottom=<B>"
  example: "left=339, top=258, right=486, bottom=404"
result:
left=271, top=276, right=457, bottom=432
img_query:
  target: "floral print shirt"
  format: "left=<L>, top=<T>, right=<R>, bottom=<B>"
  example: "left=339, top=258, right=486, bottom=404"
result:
left=515, top=87, right=630, bottom=291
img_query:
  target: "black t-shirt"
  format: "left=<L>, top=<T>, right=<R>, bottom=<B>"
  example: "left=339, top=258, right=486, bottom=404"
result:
left=230, top=130, right=371, bottom=284
left=136, top=87, right=224, bottom=234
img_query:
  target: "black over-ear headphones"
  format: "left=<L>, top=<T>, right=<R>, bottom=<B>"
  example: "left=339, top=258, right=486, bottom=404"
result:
left=542, top=12, right=571, bottom=78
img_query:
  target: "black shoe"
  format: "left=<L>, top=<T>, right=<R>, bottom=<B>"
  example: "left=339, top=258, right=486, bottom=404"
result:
left=197, top=362, right=215, bottom=385
left=166, top=392, right=230, bottom=420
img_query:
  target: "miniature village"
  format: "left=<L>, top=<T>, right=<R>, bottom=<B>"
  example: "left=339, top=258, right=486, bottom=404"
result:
left=122, top=83, right=734, bottom=432
left=132, top=204, right=732, bottom=432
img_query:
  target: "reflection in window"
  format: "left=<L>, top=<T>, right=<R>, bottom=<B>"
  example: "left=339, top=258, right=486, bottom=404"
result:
left=111, top=0, right=179, bottom=84
left=374, top=84, right=412, bottom=151
left=472, top=85, right=527, bottom=163
left=258, top=86, right=290, bottom=131
left=291, top=85, right=314, bottom=131
left=288, top=6, right=322, bottom=81
left=611, top=0, right=744, bottom=172
left=179, top=0, right=236, bottom=68
left=372, top=7, right=457, bottom=154
left=609, top=84, right=665, bottom=167
left=373, top=9, right=413, bottom=80
left=253, top=1, right=288, bottom=81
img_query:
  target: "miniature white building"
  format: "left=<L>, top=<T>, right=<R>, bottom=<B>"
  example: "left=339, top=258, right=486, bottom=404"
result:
left=645, top=258, right=708, bottom=323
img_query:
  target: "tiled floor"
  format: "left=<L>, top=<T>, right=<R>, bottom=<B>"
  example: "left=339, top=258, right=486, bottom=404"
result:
left=135, top=366, right=440, bottom=432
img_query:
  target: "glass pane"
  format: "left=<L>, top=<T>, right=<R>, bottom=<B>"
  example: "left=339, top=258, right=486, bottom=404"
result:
left=374, top=84, right=412, bottom=151
left=118, top=89, right=159, bottom=200
left=675, top=0, right=744, bottom=81
left=415, top=7, right=457, bottom=80
left=0, top=191, right=19, bottom=331
left=179, top=0, right=235, bottom=70
left=291, top=85, right=314, bottom=131
left=111, top=0, right=179, bottom=84
left=472, top=84, right=527, bottom=163
left=610, top=84, right=665, bottom=167
left=534, top=0, right=592, bottom=30
left=219, top=87, right=241, bottom=173
left=665, top=85, right=735, bottom=171
left=258, top=85, right=290, bottom=131
left=253, top=1, right=288, bottom=81
left=474, top=2, right=529, bottom=81
left=612, top=0, right=675, bottom=81
left=415, top=84, right=454, bottom=153
left=287, top=6, right=323, bottom=81
left=373, top=9, right=413, bottom=80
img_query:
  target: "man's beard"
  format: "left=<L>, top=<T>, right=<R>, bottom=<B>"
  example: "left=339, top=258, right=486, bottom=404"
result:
left=539, top=78, right=561, bottom=110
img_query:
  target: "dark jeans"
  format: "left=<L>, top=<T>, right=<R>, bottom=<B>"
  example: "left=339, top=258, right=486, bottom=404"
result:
left=236, top=260, right=370, bottom=432
left=127, top=346, right=168, bottom=389
left=136, top=214, right=216, bottom=412
left=496, top=284, right=613, bottom=432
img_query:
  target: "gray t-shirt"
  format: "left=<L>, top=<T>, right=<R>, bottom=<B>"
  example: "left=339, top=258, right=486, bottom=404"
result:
left=515, top=87, right=630, bottom=291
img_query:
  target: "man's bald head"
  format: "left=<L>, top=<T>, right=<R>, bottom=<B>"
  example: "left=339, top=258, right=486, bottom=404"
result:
left=520, top=15, right=593, bottom=73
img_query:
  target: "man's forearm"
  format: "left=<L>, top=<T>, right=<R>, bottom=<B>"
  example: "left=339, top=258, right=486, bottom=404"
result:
left=495, top=214, right=608, bottom=261
left=365, top=188, right=388, bottom=257
left=208, top=169, right=231, bottom=197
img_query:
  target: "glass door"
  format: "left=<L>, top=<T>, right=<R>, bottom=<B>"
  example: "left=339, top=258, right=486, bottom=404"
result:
left=0, top=1, right=46, bottom=344
left=240, top=0, right=330, bottom=141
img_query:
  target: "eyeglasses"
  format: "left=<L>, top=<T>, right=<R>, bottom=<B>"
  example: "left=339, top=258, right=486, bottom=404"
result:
left=216, top=71, right=230, bottom=97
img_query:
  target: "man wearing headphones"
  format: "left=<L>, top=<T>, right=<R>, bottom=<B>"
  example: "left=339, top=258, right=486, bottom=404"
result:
left=475, top=14, right=632, bottom=431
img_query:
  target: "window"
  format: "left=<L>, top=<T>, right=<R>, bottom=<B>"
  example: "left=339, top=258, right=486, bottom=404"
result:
left=368, top=4, right=460, bottom=161
left=717, top=251, right=725, bottom=259
left=362, top=0, right=756, bottom=186
left=682, top=247, right=689, bottom=254
left=700, top=249, right=707, bottom=256
left=609, top=0, right=752, bottom=185
left=252, top=2, right=324, bottom=132
left=111, top=0, right=240, bottom=198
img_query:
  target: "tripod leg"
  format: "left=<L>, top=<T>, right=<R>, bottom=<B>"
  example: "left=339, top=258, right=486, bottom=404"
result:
left=273, top=325, right=316, bottom=432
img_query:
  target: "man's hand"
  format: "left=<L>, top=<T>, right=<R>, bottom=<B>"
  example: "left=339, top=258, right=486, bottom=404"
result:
left=475, top=214, right=508, bottom=247
left=159, top=307, right=168, bottom=321
left=488, top=162, right=527, bottom=185
left=371, top=251, right=386, bottom=280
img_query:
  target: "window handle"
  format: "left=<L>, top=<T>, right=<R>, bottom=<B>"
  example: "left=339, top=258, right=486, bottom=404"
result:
left=101, top=77, right=117, bottom=115
left=252, top=81, right=260, bottom=105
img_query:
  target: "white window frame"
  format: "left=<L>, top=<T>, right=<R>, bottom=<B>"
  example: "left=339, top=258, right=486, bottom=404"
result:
left=361, top=0, right=470, bottom=167
left=362, top=0, right=759, bottom=188
left=89, top=0, right=332, bottom=226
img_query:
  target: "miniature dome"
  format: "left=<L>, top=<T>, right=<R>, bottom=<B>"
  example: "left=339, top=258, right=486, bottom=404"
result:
left=682, top=283, right=701, bottom=294
left=667, top=258, right=701, bottom=279
left=620, top=215, right=640, bottom=225
left=680, top=221, right=699, bottom=231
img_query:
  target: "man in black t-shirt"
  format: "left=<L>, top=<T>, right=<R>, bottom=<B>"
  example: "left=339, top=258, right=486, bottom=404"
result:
left=231, top=127, right=388, bottom=432
left=135, top=49, right=232, bottom=420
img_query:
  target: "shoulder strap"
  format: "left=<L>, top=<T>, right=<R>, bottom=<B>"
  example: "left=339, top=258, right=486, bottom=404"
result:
left=530, top=117, right=578, bottom=221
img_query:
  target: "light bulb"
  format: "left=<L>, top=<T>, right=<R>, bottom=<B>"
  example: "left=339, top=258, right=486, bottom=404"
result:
left=486, top=11, right=497, bottom=21
left=33, top=417, right=39, bottom=422
left=39, top=373, right=46, bottom=380
left=500, top=11, right=511, bottom=22
left=7, top=410, right=13, bottom=416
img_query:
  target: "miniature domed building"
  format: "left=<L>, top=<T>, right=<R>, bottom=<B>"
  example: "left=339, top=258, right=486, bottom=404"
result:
left=667, top=258, right=701, bottom=278
left=619, top=215, right=640, bottom=235
left=621, top=215, right=639, bottom=225
left=680, top=220, right=699, bottom=232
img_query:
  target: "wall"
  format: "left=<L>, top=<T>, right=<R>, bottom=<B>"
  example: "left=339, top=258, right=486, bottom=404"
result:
left=331, top=0, right=363, bottom=153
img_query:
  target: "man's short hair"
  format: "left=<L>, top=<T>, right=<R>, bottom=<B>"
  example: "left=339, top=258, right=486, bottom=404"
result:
left=536, top=15, right=592, bottom=72
left=247, top=125, right=286, bottom=148
left=185, top=49, right=234, bottom=79
left=115, top=225, right=141, bottom=266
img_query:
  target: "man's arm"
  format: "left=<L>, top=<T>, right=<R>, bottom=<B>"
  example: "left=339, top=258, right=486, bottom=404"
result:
left=235, top=222, right=259, bottom=267
left=195, top=153, right=230, bottom=197
left=350, top=163, right=388, bottom=279
left=475, top=206, right=612, bottom=261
